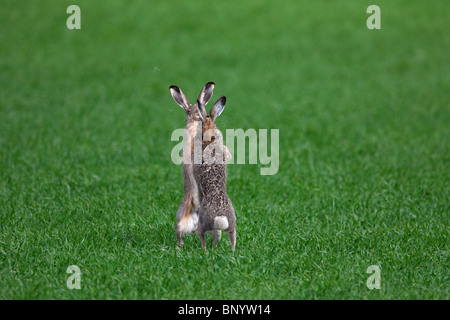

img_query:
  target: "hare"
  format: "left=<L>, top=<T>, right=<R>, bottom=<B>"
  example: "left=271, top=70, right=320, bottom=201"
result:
left=169, top=82, right=214, bottom=247
left=169, top=82, right=230, bottom=247
left=194, top=96, right=236, bottom=251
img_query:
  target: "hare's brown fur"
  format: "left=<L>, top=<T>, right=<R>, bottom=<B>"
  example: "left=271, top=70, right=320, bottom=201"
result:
left=194, top=97, right=236, bottom=251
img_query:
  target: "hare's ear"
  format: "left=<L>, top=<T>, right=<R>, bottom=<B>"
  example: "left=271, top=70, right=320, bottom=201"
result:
left=197, top=82, right=215, bottom=106
left=197, top=100, right=207, bottom=122
left=169, top=85, right=191, bottom=110
left=210, top=96, right=226, bottom=122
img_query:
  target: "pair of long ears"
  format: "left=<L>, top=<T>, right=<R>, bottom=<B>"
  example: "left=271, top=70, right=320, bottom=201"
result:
left=169, top=82, right=226, bottom=122
left=169, top=81, right=215, bottom=111
left=197, top=96, right=226, bottom=123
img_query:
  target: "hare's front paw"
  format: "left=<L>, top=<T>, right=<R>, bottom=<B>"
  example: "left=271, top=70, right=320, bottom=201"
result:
left=224, top=145, right=232, bottom=163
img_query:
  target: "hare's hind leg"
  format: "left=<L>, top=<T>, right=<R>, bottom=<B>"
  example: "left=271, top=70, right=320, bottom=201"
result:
left=228, top=229, right=236, bottom=251
left=198, top=227, right=207, bottom=251
left=175, top=197, right=192, bottom=247
left=175, top=214, right=185, bottom=247
left=210, top=230, right=222, bottom=248
left=175, top=226, right=184, bottom=247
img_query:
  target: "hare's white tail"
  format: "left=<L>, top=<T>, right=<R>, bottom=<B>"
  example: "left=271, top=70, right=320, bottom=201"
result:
left=214, top=216, right=229, bottom=230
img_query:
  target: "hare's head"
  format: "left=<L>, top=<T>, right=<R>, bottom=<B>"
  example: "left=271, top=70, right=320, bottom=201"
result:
left=169, top=82, right=215, bottom=124
left=197, top=96, right=226, bottom=144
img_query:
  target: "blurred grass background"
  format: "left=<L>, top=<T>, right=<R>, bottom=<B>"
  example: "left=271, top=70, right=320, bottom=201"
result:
left=0, top=0, right=448, bottom=299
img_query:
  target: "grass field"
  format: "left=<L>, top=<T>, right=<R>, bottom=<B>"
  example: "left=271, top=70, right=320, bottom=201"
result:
left=0, top=0, right=449, bottom=299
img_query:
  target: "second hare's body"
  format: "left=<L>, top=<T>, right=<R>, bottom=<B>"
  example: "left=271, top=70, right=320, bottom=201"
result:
left=195, top=97, right=236, bottom=251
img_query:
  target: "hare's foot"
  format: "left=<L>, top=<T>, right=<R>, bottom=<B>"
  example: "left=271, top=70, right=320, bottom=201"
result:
left=211, top=230, right=222, bottom=248
left=206, top=230, right=222, bottom=248
left=176, top=229, right=184, bottom=248
left=228, top=229, right=236, bottom=252
left=198, top=229, right=207, bottom=252
left=176, top=235, right=184, bottom=250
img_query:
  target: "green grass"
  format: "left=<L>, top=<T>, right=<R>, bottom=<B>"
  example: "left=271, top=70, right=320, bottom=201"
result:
left=0, top=0, right=449, bottom=299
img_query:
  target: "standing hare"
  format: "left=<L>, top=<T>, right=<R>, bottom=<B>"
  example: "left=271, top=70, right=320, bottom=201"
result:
left=169, top=82, right=215, bottom=247
left=194, top=97, right=236, bottom=251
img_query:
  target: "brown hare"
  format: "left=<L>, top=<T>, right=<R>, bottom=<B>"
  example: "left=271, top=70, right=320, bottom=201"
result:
left=194, top=97, right=236, bottom=251
left=169, top=82, right=231, bottom=248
